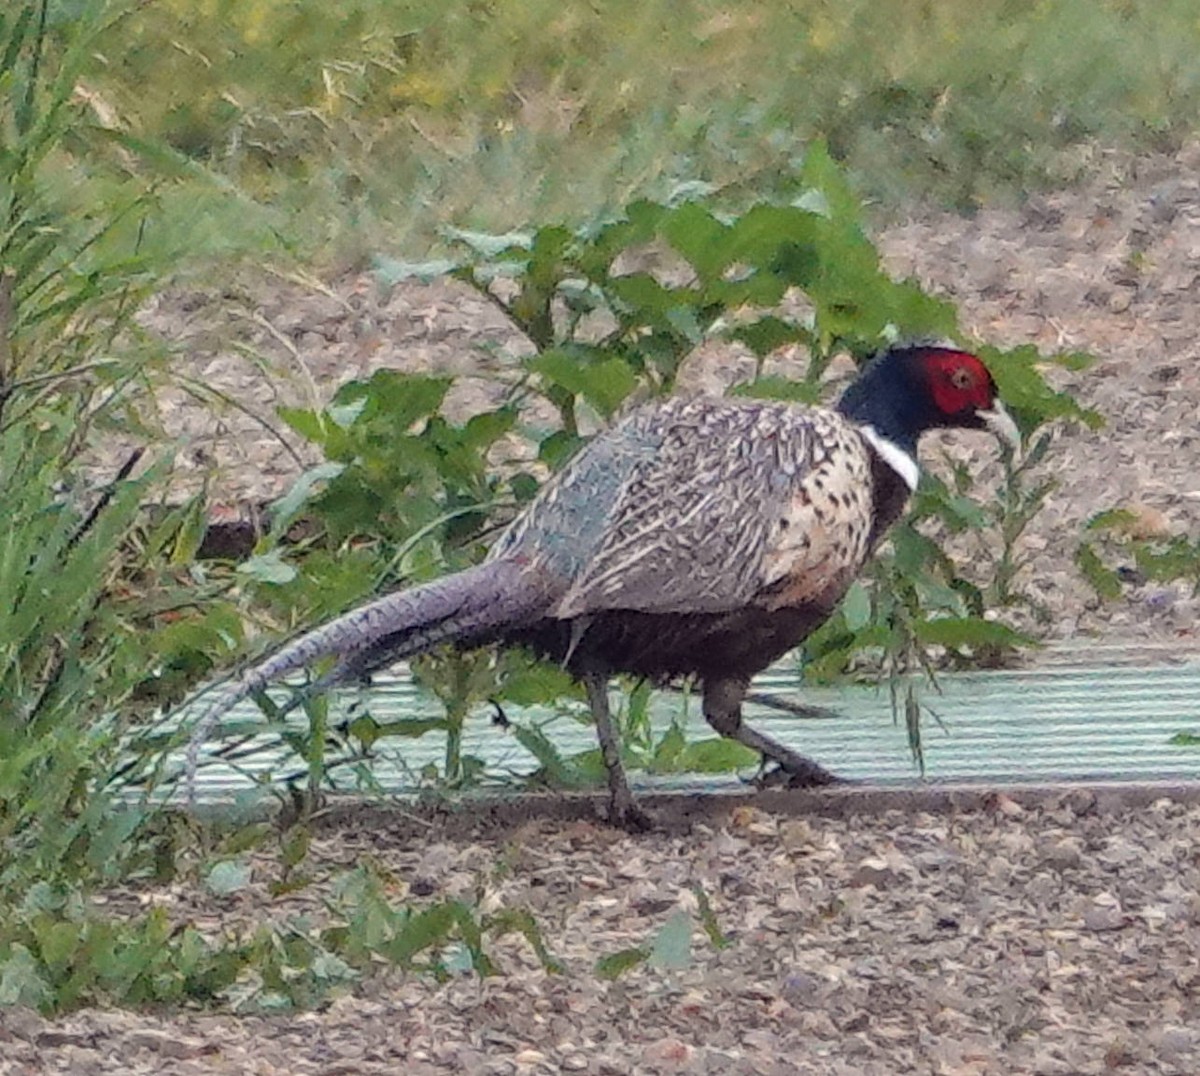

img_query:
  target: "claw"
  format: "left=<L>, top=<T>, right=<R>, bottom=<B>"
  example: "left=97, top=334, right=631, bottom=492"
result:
left=607, top=790, right=655, bottom=833
left=753, top=758, right=845, bottom=790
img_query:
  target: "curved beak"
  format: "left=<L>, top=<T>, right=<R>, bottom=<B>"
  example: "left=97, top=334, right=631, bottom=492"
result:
left=978, top=400, right=1021, bottom=459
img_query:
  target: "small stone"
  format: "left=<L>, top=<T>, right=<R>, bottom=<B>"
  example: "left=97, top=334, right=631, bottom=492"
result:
left=36, top=1030, right=94, bottom=1049
left=1115, top=502, right=1171, bottom=540
left=1084, top=896, right=1128, bottom=932
left=840, top=1011, right=871, bottom=1033
left=848, top=857, right=898, bottom=889
left=778, top=819, right=814, bottom=852
left=781, top=971, right=823, bottom=1004
left=125, top=1029, right=213, bottom=1060
left=1155, top=1026, right=1196, bottom=1058
left=561, top=1054, right=590, bottom=1072
left=643, top=1037, right=693, bottom=1066
left=729, top=806, right=771, bottom=831
left=1043, top=837, right=1083, bottom=871
left=986, top=793, right=1025, bottom=817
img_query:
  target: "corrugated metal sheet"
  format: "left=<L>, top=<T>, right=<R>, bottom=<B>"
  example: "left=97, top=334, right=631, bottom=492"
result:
left=175, top=644, right=1200, bottom=801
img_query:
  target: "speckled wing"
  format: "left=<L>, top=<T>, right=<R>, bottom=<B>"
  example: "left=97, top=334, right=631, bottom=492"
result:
left=539, top=397, right=878, bottom=619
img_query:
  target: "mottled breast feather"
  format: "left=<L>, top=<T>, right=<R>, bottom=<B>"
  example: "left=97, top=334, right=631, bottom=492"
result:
left=493, top=395, right=883, bottom=621
left=753, top=412, right=876, bottom=613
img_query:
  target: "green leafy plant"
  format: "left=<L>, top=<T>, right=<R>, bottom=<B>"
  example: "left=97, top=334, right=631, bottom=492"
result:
left=0, top=0, right=180, bottom=893
left=596, top=886, right=726, bottom=980
left=1076, top=507, right=1200, bottom=752
left=1077, top=508, right=1200, bottom=599
left=0, top=0, right=348, bottom=1016
left=215, top=141, right=1095, bottom=791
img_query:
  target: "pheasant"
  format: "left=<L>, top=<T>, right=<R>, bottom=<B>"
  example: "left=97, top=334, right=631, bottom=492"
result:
left=185, top=344, right=1019, bottom=829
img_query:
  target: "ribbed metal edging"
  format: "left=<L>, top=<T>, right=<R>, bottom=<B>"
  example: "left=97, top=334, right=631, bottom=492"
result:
left=174, top=652, right=1200, bottom=802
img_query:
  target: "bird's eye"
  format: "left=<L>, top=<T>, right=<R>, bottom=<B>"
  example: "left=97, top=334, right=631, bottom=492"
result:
left=949, top=366, right=974, bottom=390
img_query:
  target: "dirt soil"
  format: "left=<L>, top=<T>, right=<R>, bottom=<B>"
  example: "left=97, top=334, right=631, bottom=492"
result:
left=3, top=786, right=1199, bottom=1075
left=30, top=144, right=1200, bottom=1073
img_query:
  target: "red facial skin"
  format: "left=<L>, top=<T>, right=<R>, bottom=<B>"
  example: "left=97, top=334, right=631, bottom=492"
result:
left=923, top=350, right=998, bottom=418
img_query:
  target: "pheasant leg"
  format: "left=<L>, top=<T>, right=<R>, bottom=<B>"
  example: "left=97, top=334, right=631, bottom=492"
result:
left=703, top=677, right=842, bottom=788
left=583, top=672, right=653, bottom=832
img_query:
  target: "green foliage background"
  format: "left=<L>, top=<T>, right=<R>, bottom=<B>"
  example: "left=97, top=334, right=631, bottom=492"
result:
left=88, top=0, right=1200, bottom=257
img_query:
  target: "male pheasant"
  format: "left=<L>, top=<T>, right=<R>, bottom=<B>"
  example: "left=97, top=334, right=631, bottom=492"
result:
left=185, top=344, right=1019, bottom=829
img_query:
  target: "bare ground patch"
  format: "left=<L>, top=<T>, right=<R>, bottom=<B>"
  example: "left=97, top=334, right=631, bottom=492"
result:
left=3, top=786, right=1199, bottom=1074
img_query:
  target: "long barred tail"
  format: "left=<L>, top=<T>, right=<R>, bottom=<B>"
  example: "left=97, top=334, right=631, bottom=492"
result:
left=182, top=557, right=552, bottom=802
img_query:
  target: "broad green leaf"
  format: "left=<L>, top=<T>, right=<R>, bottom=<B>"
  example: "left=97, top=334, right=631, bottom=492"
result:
left=576, top=201, right=669, bottom=277
left=0, top=945, right=50, bottom=1009
left=277, top=406, right=331, bottom=447
left=882, top=280, right=959, bottom=340
left=1132, top=538, right=1200, bottom=584
left=649, top=910, right=693, bottom=971
left=334, top=371, right=452, bottom=431
left=538, top=429, right=585, bottom=470
left=562, top=746, right=608, bottom=785
left=443, top=227, right=534, bottom=258
left=270, top=462, right=346, bottom=537
left=607, top=273, right=703, bottom=324
left=675, top=738, right=759, bottom=773
left=982, top=345, right=1103, bottom=429
left=727, top=205, right=820, bottom=276
left=914, top=616, right=1030, bottom=650
left=501, top=660, right=577, bottom=705
left=526, top=225, right=573, bottom=286
left=206, top=860, right=253, bottom=897
left=373, top=256, right=461, bottom=286
left=327, top=399, right=369, bottom=430
left=794, top=188, right=831, bottom=218
left=34, top=920, right=81, bottom=973
left=513, top=723, right=586, bottom=788
left=1085, top=508, right=1138, bottom=532
left=595, top=947, right=649, bottom=980
left=660, top=202, right=730, bottom=280
left=169, top=495, right=210, bottom=566
left=731, top=376, right=823, bottom=405
left=799, top=139, right=867, bottom=231
left=388, top=902, right=461, bottom=966
left=281, top=827, right=311, bottom=871
left=531, top=351, right=638, bottom=417
left=730, top=316, right=810, bottom=360
left=485, top=907, right=564, bottom=974
left=841, top=582, right=872, bottom=632
left=692, top=884, right=729, bottom=949
left=1075, top=542, right=1122, bottom=600
left=237, top=550, right=298, bottom=585
left=650, top=723, right=687, bottom=772
left=462, top=408, right=518, bottom=452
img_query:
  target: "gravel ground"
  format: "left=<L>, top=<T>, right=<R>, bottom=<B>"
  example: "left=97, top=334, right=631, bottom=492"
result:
left=37, top=145, right=1200, bottom=1072
left=2, top=787, right=1198, bottom=1075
